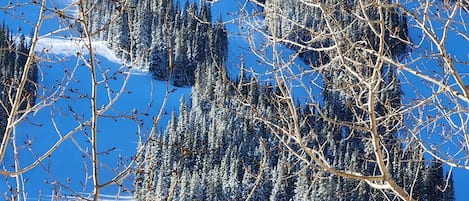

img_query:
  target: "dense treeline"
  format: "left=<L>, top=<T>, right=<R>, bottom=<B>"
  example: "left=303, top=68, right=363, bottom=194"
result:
left=85, top=0, right=227, bottom=86
left=0, top=25, right=37, bottom=142
left=133, top=54, right=454, bottom=200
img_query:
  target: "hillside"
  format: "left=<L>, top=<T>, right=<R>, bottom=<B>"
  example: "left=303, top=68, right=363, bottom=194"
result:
left=1, top=0, right=467, bottom=200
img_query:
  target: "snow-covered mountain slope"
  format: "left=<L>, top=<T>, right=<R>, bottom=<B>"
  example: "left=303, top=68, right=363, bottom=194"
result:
left=1, top=0, right=467, bottom=200
left=1, top=34, right=191, bottom=199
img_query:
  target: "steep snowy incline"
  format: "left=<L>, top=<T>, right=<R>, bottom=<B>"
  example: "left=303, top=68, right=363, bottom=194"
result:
left=2, top=33, right=192, bottom=198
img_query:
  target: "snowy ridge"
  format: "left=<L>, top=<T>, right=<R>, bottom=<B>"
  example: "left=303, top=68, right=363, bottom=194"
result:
left=36, top=37, right=122, bottom=65
left=35, top=37, right=155, bottom=74
left=24, top=194, right=134, bottom=201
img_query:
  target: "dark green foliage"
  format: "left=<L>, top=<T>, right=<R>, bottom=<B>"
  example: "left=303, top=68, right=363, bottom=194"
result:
left=85, top=0, right=228, bottom=87
left=0, top=25, right=38, bottom=142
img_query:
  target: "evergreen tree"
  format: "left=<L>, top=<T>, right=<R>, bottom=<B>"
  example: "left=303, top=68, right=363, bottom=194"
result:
left=445, top=172, right=455, bottom=201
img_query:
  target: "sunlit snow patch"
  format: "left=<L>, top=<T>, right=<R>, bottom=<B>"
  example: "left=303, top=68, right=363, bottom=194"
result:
left=36, top=37, right=122, bottom=64
left=34, top=37, right=155, bottom=75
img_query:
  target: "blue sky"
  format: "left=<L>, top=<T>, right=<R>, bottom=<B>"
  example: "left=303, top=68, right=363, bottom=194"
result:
left=1, top=0, right=468, bottom=200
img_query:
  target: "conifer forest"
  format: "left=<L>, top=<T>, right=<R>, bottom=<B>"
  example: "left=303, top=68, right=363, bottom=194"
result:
left=1, top=0, right=468, bottom=200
